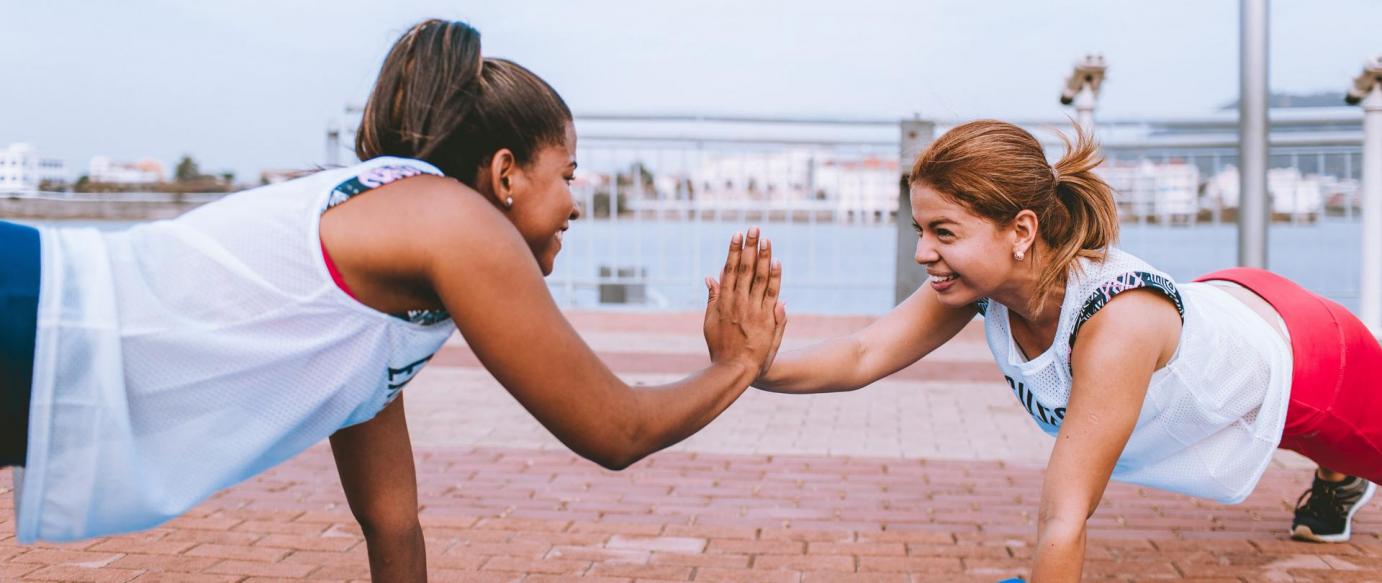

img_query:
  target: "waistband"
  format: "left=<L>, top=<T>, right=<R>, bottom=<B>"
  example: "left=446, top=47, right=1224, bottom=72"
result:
left=1191, top=267, right=1339, bottom=402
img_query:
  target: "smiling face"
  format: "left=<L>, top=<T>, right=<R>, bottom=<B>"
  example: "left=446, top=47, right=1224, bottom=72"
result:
left=493, top=122, right=580, bottom=276
left=909, top=182, right=1031, bottom=308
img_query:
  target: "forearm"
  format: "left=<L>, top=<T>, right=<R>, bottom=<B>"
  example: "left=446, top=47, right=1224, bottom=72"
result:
left=361, top=523, right=426, bottom=583
left=1031, top=516, right=1087, bottom=583
left=610, top=360, right=757, bottom=467
left=754, top=336, right=868, bottom=394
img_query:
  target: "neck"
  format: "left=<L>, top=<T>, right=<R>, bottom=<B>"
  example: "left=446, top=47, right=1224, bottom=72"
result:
left=990, top=247, right=1065, bottom=328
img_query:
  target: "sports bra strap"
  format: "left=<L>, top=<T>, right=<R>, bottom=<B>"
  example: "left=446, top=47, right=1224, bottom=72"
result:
left=1069, top=271, right=1184, bottom=347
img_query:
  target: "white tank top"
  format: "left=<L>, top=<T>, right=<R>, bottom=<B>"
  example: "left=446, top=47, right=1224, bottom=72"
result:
left=15, top=157, right=457, bottom=542
left=980, top=248, right=1292, bottom=503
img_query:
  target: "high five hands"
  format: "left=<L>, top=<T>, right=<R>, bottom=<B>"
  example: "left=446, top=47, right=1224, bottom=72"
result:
left=703, top=227, right=788, bottom=379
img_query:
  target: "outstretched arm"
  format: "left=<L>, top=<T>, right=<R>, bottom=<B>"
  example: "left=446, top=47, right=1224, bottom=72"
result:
left=1030, top=289, right=1180, bottom=582
left=407, top=181, right=784, bottom=470
left=753, top=283, right=975, bottom=394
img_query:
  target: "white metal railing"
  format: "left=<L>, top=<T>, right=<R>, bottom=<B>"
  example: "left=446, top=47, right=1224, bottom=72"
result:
left=1, top=190, right=229, bottom=203
left=554, top=113, right=1368, bottom=314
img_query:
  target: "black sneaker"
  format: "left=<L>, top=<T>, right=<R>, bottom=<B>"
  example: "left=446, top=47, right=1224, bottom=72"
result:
left=1290, top=474, right=1376, bottom=543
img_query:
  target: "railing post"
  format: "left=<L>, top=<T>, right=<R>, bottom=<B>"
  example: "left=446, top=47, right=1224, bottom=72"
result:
left=1353, top=63, right=1382, bottom=333
left=1238, top=0, right=1270, bottom=268
left=895, top=118, right=935, bottom=305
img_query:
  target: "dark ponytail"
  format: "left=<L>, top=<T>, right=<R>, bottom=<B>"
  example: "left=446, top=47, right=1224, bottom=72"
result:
left=355, top=19, right=572, bottom=185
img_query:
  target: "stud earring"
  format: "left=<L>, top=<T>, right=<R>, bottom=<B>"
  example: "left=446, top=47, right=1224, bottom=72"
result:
left=504, top=196, right=514, bottom=209
left=1014, top=250, right=1025, bottom=261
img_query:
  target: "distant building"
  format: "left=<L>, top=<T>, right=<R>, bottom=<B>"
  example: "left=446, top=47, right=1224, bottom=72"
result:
left=1098, top=160, right=1199, bottom=221
left=684, top=149, right=897, bottom=222
left=0, top=143, right=68, bottom=192
left=815, top=156, right=898, bottom=222
left=89, top=156, right=165, bottom=184
left=1203, top=165, right=1344, bottom=218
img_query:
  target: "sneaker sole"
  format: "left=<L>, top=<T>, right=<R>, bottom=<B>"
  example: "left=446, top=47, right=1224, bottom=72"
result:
left=1290, top=480, right=1376, bottom=543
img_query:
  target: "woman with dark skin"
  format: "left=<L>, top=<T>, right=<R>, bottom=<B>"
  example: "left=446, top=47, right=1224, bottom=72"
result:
left=0, top=20, right=786, bottom=582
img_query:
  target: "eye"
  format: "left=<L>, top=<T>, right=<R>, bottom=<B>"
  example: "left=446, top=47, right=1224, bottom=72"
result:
left=911, top=221, right=922, bottom=234
left=936, top=229, right=956, bottom=240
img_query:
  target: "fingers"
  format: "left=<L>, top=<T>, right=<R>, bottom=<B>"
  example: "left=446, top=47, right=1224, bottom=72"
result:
left=749, top=237, right=772, bottom=301
left=761, top=256, right=782, bottom=309
left=734, top=227, right=761, bottom=294
left=705, top=276, right=720, bottom=305
left=720, top=231, right=744, bottom=295
left=767, top=300, right=788, bottom=365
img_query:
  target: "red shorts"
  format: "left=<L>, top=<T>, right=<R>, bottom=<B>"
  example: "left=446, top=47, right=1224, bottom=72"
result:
left=1193, top=268, right=1382, bottom=482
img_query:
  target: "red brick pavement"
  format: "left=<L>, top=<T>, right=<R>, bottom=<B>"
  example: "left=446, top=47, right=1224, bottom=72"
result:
left=2, top=312, right=1380, bottom=581
left=3, top=446, right=1379, bottom=582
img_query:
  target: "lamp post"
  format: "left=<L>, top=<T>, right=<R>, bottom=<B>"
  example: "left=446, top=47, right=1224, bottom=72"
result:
left=1347, top=56, right=1382, bottom=333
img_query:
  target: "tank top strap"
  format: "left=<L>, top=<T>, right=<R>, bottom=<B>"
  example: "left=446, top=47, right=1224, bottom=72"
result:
left=321, top=157, right=453, bottom=326
left=1064, top=250, right=1185, bottom=348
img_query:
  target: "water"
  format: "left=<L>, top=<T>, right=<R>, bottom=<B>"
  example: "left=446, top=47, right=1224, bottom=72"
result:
left=20, top=217, right=1366, bottom=315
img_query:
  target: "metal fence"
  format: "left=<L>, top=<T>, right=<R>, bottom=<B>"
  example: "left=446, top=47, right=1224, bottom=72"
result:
left=555, top=112, right=1367, bottom=314
left=552, top=115, right=900, bottom=313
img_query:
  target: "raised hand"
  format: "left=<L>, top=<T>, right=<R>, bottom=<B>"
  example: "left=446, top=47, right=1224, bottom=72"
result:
left=703, top=227, right=787, bottom=377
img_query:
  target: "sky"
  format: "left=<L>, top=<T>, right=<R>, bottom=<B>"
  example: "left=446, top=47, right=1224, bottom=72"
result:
left=2, top=0, right=1379, bottom=181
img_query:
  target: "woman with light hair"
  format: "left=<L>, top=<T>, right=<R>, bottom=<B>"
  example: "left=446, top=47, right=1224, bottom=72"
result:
left=754, top=120, right=1379, bottom=581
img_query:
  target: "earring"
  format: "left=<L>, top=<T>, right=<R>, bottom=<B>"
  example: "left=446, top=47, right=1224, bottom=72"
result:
left=504, top=196, right=514, bottom=209
left=1014, top=250, right=1025, bottom=261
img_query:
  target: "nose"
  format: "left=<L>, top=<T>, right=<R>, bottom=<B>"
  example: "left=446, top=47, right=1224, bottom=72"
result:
left=570, top=203, right=583, bottom=221
left=914, top=235, right=939, bottom=266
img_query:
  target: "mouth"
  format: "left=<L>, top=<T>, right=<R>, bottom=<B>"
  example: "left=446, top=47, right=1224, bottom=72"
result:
left=927, top=272, right=958, bottom=283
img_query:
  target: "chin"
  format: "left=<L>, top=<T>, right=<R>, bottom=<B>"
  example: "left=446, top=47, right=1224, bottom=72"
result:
left=539, top=253, right=558, bottom=276
left=935, top=290, right=980, bottom=308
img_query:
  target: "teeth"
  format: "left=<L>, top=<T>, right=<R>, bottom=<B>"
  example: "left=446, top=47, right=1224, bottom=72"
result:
left=930, top=274, right=957, bottom=282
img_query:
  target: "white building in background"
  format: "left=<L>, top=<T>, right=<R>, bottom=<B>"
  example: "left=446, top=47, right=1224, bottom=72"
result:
left=1098, top=160, right=1199, bottom=222
left=1202, top=165, right=1333, bottom=218
left=0, top=143, right=68, bottom=192
left=685, top=149, right=896, bottom=222
left=815, top=156, right=897, bottom=222
left=692, top=149, right=817, bottom=204
left=89, top=156, right=165, bottom=184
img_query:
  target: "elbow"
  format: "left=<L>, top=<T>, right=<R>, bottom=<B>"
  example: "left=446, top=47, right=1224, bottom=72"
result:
left=582, top=442, right=644, bottom=471
left=846, top=337, right=874, bottom=389
left=591, top=451, right=639, bottom=472
left=579, top=409, right=649, bottom=472
left=1037, top=507, right=1089, bottom=546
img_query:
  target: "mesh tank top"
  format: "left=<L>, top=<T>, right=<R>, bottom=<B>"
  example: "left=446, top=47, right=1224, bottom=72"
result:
left=980, top=247, right=1292, bottom=503
left=15, top=157, right=457, bottom=542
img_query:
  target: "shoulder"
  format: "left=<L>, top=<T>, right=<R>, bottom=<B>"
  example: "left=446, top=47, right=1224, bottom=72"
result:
left=1067, top=249, right=1183, bottom=346
left=323, top=173, right=526, bottom=278
left=1070, top=286, right=1182, bottom=369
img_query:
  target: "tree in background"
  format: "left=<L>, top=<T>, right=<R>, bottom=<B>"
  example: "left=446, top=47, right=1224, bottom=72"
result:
left=175, top=155, right=202, bottom=183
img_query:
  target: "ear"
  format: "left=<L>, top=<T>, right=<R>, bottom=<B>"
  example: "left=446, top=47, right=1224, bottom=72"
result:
left=1010, top=209, right=1039, bottom=256
left=487, top=148, right=518, bottom=203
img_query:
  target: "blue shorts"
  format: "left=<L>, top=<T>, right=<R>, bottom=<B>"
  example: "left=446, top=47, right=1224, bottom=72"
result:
left=1, top=220, right=40, bottom=467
